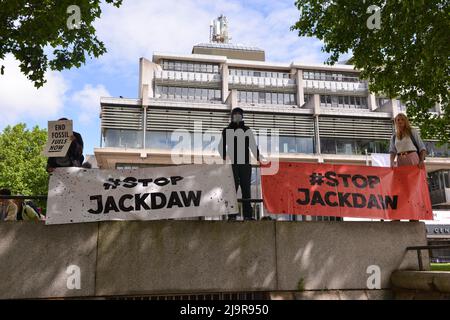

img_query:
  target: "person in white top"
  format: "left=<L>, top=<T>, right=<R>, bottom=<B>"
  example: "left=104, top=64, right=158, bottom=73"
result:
left=389, top=113, right=427, bottom=169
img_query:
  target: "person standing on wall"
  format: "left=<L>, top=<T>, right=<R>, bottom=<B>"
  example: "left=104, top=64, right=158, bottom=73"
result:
left=389, top=113, right=427, bottom=169
left=46, top=118, right=85, bottom=172
left=218, top=108, right=266, bottom=221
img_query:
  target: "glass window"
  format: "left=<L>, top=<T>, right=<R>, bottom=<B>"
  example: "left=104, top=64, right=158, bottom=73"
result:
left=246, top=91, right=253, bottom=103
left=163, top=60, right=169, bottom=70
left=175, top=87, right=182, bottom=99
left=239, top=91, right=245, bottom=103
left=336, top=139, right=355, bottom=155
left=338, top=96, right=344, bottom=105
left=194, top=64, right=200, bottom=73
left=181, top=63, right=188, bottom=72
left=213, top=65, right=219, bottom=73
left=175, top=61, right=181, bottom=71
left=105, top=129, right=142, bottom=149
left=215, top=89, right=221, bottom=101
left=208, top=89, right=214, bottom=101
left=326, top=95, right=331, bottom=105
left=259, top=91, right=265, bottom=103
left=350, top=96, right=355, bottom=106
left=201, top=88, right=208, bottom=100
left=361, top=97, right=367, bottom=108
left=278, top=93, right=284, bottom=105
left=188, top=63, right=194, bottom=72
left=188, top=88, right=195, bottom=100
left=253, top=91, right=258, bottom=103
left=254, top=71, right=261, bottom=77
left=297, top=137, right=314, bottom=153
left=146, top=131, right=170, bottom=150
left=344, top=96, right=349, bottom=105
left=266, top=92, right=271, bottom=104
left=195, top=88, right=202, bottom=100
left=320, top=95, right=326, bottom=105
left=168, top=61, right=174, bottom=70
left=331, top=96, right=338, bottom=107
left=355, top=96, right=361, bottom=107
left=284, top=93, right=290, bottom=105
left=280, top=136, right=297, bottom=153
left=182, top=87, right=188, bottom=99
left=271, top=92, right=277, bottom=104
left=320, top=138, right=336, bottom=154
left=168, top=86, right=175, bottom=98
left=207, top=64, right=213, bottom=73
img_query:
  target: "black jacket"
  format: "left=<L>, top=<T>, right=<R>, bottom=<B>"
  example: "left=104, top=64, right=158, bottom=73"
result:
left=218, top=121, right=260, bottom=165
left=47, top=131, right=84, bottom=169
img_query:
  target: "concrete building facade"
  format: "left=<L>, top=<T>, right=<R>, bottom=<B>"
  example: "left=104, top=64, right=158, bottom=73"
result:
left=94, top=18, right=449, bottom=215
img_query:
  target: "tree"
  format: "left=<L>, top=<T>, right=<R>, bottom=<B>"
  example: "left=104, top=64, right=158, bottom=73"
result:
left=0, top=0, right=122, bottom=88
left=292, top=1, right=449, bottom=143
left=0, top=124, right=48, bottom=197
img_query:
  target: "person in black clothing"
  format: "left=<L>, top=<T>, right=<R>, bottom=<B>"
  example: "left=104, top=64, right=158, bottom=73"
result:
left=218, top=108, right=265, bottom=221
left=47, top=118, right=85, bottom=172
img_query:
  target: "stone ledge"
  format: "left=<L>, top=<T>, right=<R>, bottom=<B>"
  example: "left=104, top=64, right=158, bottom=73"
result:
left=270, top=290, right=393, bottom=300
left=391, top=271, right=450, bottom=293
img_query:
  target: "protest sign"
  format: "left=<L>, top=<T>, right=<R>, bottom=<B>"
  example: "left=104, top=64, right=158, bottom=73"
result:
left=262, top=162, right=433, bottom=220
left=46, top=164, right=238, bottom=224
left=42, top=120, right=73, bottom=157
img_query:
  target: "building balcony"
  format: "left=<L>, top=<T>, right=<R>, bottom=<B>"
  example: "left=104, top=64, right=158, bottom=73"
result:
left=228, top=75, right=296, bottom=90
left=154, top=70, right=221, bottom=86
left=303, top=80, right=368, bottom=94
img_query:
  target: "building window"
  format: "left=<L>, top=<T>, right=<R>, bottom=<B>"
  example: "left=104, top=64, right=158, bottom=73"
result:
left=320, top=138, right=389, bottom=155
left=104, top=129, right=143, bottom=149
left=161, top=59, right=220, bottom=74
left=156, top=86, right=221, bottom=102
left=303, top=70, right=361, bottom=82
left=279, top=136, right=314, bottom=154
left=320, top=95, right=368, bottom=109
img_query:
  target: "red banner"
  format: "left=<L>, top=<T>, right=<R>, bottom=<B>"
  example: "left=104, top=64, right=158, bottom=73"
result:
left=261, top=162, right=433, bottom=220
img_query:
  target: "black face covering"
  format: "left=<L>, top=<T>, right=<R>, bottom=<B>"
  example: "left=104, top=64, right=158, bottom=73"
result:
left=232, top=114, right=243, bottom=123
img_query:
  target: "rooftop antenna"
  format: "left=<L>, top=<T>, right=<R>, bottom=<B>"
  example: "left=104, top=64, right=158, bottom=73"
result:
left=210, top=15, right=232, bottom=43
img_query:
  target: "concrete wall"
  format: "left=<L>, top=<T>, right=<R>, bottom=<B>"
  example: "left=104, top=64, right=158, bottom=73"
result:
left=0, top=221, right=427, bottom=299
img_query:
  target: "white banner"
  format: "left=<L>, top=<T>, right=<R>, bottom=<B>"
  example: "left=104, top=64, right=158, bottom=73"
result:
left=42, top=120, right=73, bottom=157
left=46, top=164, right=238, bottom=224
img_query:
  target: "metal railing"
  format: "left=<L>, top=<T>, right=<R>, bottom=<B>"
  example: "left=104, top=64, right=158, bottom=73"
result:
left=0, top=195, right=47, bottom=200
left=406, top=244, right=450, bottom=271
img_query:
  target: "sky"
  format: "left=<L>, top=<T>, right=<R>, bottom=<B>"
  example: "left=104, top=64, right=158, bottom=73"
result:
left=0, top=0, right=338, bottom=155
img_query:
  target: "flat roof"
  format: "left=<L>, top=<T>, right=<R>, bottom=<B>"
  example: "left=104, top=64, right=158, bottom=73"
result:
left=152, top=52, right=359, bottom=73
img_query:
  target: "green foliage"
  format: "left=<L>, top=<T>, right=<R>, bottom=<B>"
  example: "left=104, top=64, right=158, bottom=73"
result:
left=292, top=1, right=450, bottom=143
left=0, top=124, right=48, bottom=197
left=0, top=0, right=122, bottom=87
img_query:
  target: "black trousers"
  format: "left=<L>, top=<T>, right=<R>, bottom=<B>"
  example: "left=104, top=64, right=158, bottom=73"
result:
left=230, top=164, right=253, bottom=219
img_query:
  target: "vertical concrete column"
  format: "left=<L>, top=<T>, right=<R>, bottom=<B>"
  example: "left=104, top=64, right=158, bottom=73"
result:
left=221, top=63, right=229, bottom=104
left=296, top=69, right=305, bottom=107
left=391, top=99, right=399, bottom=118
left=367, top=93, right=377, bottom=111
left=139, top=58, right=155, bottom=99
left=141, top=84, right=149, bottom=151
left=313, top=94, right=321, bottom=155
